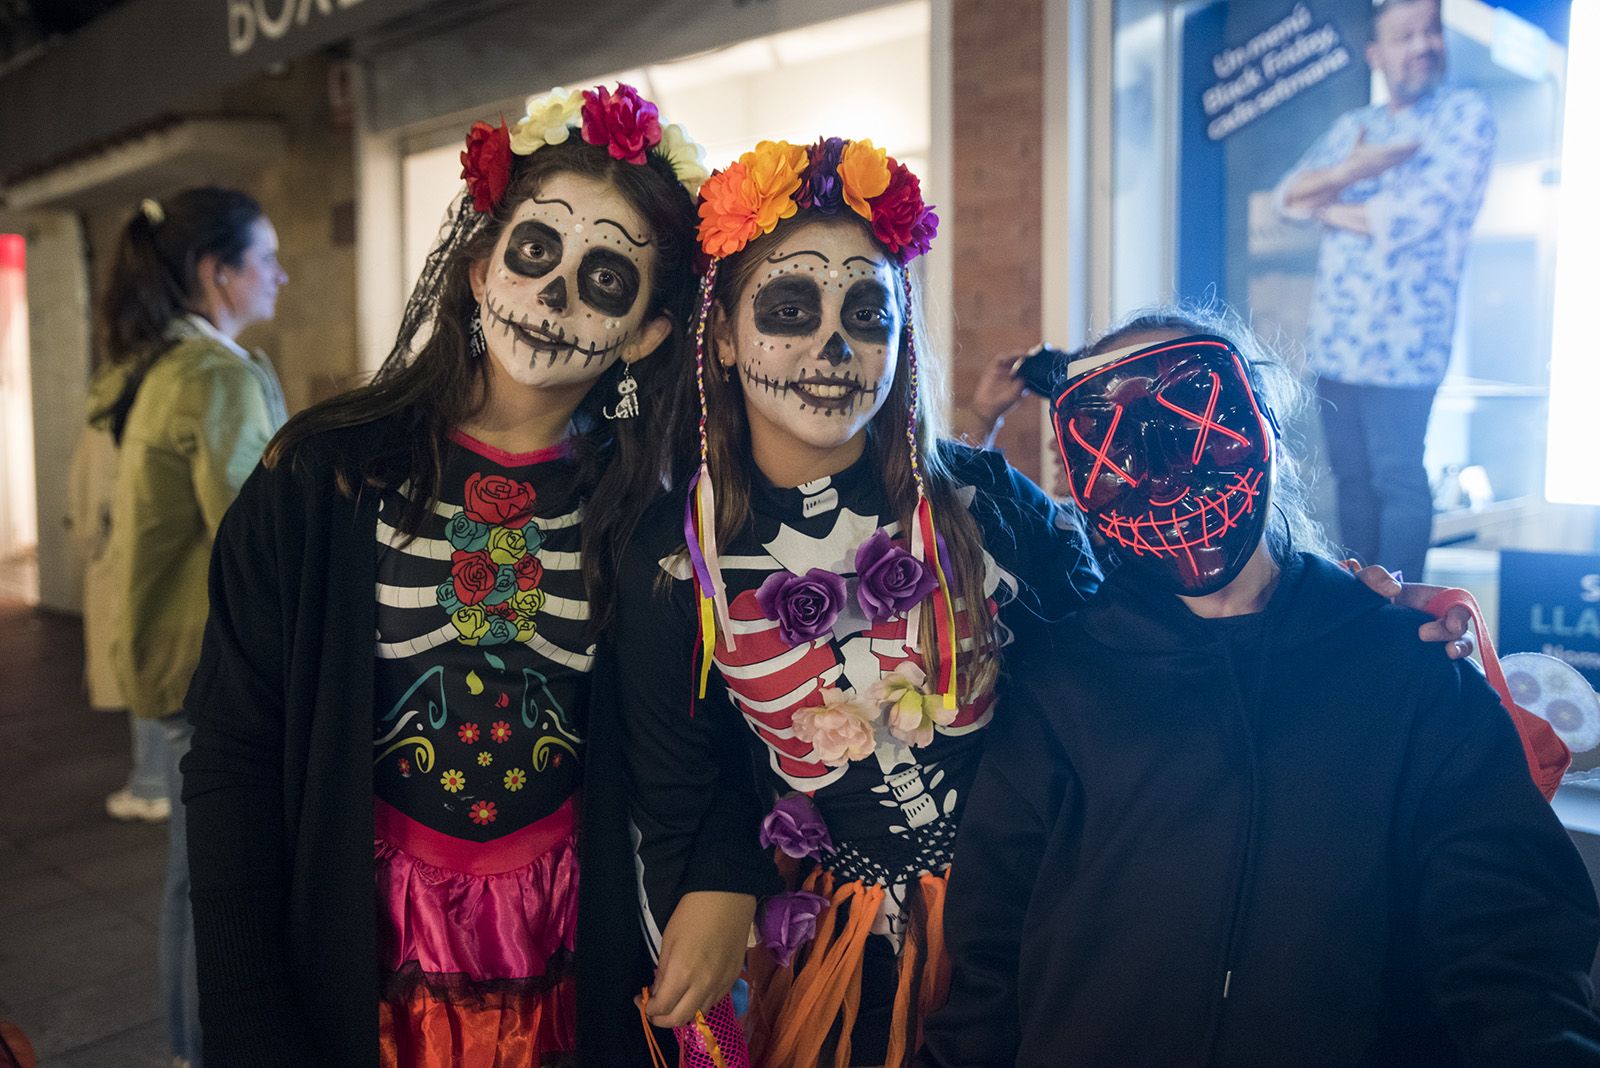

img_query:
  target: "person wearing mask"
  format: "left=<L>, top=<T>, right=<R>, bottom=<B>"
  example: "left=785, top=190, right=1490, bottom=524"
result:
left=920, top=310, right=1598, bottom=1066
left=95, top=187, right=288, bottom=1068
left=1275, top=0, right=1495, bottom=582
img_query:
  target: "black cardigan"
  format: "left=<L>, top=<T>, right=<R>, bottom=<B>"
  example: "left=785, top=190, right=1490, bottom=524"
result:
left=181, top=417, right=675, bottom=1066
left=921, top=553, right=1600, bottom=1067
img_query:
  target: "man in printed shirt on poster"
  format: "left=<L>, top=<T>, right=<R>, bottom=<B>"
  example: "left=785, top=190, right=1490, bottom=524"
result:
left=1277, top=0, right=1495, bottom=584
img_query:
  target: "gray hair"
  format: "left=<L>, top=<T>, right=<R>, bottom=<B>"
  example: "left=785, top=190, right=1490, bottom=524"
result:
left=1083, top=301, right=1338, bottom=566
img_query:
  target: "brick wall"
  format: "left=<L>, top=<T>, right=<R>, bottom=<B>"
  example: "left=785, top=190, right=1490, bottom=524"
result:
left=950, top=0, right=1046, bottom=482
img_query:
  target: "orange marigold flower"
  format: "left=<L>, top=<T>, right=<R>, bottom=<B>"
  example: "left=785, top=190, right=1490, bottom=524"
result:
left=697, top=142, right=807, bottom=258
left=698, top=163, right=762, bottom=258
left=741, top=140, right=806, bottom=233
left=837, top=140, right=891, bottom=220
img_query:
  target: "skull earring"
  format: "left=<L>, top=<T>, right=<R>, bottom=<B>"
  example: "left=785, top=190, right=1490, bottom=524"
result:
left=604, top=365, right=641, bottom=420
left=469, top=305, right=488, bottom=360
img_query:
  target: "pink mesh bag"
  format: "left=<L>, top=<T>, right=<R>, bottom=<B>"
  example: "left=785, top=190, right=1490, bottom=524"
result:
left=640, top=990, right=751, bottom=1068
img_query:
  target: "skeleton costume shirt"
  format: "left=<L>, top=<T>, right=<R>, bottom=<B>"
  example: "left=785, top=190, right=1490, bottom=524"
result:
left=372, top=430, right=592, bottom=1058
left=620, top=443, right=1098, bottom=1059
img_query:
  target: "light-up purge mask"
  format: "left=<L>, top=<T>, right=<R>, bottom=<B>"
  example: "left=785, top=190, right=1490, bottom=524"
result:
left=1052, top=333, right=1275, bottom=596
left=475, top=171, right=658, bottom=389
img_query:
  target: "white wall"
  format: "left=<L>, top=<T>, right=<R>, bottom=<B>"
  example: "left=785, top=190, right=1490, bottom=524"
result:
left=20, top=211, right=92, bottom=612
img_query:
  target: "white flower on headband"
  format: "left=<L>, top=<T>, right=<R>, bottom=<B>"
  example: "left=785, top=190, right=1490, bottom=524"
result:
left=657, top=123, right=710, bottom=197
left=140, top=198, right=164, bottom=225
left=510, top=87, right=582, bottom=154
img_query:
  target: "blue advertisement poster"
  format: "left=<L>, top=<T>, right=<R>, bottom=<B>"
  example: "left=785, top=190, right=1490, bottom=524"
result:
left=1499, top=549, right=1600, bottom=691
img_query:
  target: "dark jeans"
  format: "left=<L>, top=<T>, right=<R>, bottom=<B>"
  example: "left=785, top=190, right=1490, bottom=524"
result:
left=160, top=713, right=202, bottom=1066
left=1316, top=377, right=1437, bottom=582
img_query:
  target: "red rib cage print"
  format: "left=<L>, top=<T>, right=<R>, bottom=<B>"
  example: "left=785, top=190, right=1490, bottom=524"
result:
left=714, top=590, right=844, bottom=784
left=714, top=586, right=997, bottom=785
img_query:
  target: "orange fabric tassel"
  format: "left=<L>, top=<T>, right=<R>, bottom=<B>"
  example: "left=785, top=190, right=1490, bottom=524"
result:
left=763, top=879, right=884, bottom=1068
left=751, top=869, right=954, bottom=1068
left=915, top=873, right=952, bottom=1043
left=637, top=989, right=673, bottom=1068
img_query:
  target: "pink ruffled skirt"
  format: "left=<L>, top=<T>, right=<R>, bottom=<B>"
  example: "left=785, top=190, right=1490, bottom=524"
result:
left=374, top=797, right=577, bottom=1066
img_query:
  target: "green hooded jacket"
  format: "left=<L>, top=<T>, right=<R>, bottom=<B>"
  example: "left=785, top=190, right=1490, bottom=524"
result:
left=93, top=315, right=287, bottom=719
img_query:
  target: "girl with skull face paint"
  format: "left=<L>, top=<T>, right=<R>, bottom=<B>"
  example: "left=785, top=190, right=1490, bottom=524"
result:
left=920, top=311, right=1596, bottom=1067
left=615, top=139, right=1102, bottom=1066
left=181, top=85, right=707, bottom=1067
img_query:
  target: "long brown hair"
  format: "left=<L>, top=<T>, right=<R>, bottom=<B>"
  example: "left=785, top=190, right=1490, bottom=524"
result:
left=265, top=138, right=699, bottom=633
left=702, top=210, right=998, bottom=697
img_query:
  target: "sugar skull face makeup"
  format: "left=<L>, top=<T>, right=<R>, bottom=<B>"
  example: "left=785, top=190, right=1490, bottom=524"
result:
left=1053, top=333, right=1274, bottom=596
left=723, top=218, right=902, bottom=452
left=472, top=171, right=663, bottom=388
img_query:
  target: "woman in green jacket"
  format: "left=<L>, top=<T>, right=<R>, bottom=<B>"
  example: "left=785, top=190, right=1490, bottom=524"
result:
left=94, top=187, right=288, bottom=1068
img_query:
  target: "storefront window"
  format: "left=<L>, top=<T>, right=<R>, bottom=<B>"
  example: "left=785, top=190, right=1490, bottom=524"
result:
left=398, top=1, right=931, bottom=295
left=1108, top=0, right=1585, bottom=571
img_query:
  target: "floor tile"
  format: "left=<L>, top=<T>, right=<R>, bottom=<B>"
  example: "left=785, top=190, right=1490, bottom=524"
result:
left=6, top=965, right=159, bottom=1058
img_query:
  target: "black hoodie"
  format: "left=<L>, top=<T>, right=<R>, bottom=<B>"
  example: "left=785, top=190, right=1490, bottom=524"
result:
left=920, top=552, right=1600, bottom=1067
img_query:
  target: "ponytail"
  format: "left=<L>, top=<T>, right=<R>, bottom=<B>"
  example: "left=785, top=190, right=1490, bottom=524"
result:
left=99, top=187, right=263, bottom=365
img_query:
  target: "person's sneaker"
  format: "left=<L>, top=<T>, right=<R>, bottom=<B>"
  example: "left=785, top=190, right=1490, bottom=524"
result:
left=105, top=789, right=171, bottom=823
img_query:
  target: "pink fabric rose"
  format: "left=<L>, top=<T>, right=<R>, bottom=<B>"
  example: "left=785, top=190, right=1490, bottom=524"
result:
left=579, top=83, right=662, bottom=165
left=791, top=688, right=879, bottom=767
left=869, top=663, right=956, bottom=748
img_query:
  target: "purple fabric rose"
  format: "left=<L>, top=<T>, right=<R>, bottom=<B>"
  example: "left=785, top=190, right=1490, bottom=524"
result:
left=796, top=137, right=846, bottom=214
left=759, top=794, right=835, bottom=861
left=758, top=890, right=831, bottom=968
left=756, top=568, right=848, bottom=646
left=854, top=529, right=939, bottom=624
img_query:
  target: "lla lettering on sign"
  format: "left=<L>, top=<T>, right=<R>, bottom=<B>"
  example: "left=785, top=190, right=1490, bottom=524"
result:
left=1499, top=550, right=1600, bottom=690
left=229, top=0, right=366, bottom=56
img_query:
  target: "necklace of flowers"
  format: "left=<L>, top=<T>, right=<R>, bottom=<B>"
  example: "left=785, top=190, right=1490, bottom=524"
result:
left=755, top=529, right=956, bottom=766
left=459, top=83, right=710, bottom=214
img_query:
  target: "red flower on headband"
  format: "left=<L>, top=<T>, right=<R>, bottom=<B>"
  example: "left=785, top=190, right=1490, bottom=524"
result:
left=461, top=119, right=514, bottom=213
left=868, top=161, right=939, bottom=260
left=579, top=84, right=662, bottom=165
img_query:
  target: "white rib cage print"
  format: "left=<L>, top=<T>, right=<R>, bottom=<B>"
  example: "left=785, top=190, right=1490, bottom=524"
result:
left=374, top=490, right=592, bottom=670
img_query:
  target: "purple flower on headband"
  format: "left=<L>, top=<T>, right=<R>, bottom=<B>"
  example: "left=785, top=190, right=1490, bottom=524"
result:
left=759, top=794, right=835, bottom=861
left=796, top=137, right=846, bottom=215
left=756, top=568, right=848, bottom=646
left=870, top=161, right=939, bottom=261
left=758, top=890, right=831, bottom=968
left=854, top=529, right=939, bottom=624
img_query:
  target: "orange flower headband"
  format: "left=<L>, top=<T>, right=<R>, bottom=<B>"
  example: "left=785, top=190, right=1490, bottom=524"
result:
left=684, top=140, right=957, bottom=710
left=695, top=137, right=938, bottom=261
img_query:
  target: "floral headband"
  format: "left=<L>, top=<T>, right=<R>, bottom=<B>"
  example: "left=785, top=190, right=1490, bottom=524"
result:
left=696, top=137, right=938, bottom=261
left=684, top=139, right=958, bottom=710
left=459, top=83, right=710, bottom=214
